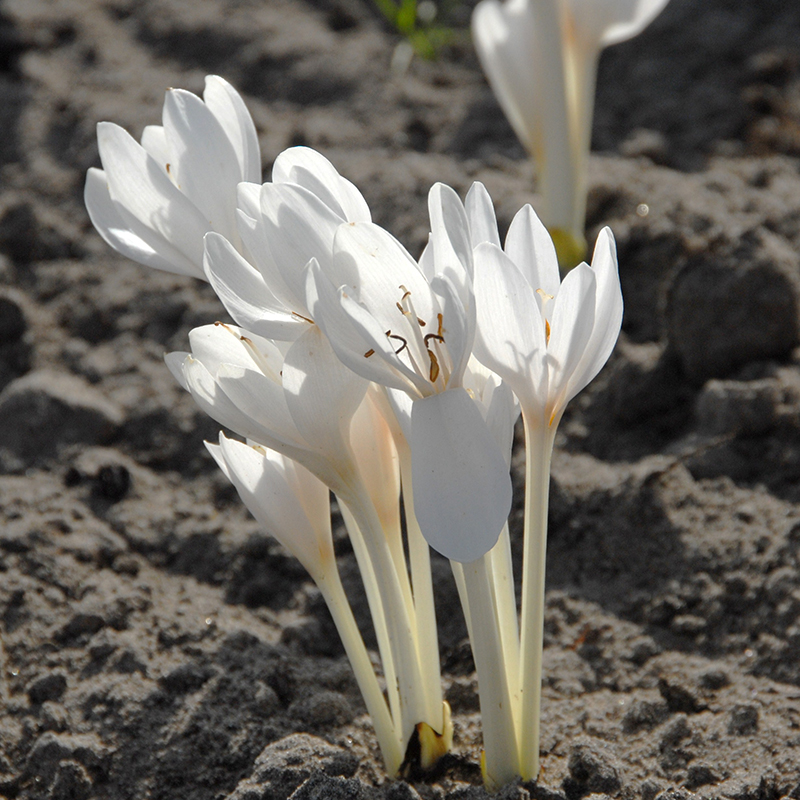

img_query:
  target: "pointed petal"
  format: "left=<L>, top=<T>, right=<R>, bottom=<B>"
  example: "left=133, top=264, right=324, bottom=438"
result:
left=472, top=241, right=548, bottom=411
left=565, top=0, right=671, bottom=48
left=217, top=434, right=333, bottom=575
left=97, top=122, right=209, bottom=270
left=428, top=182, right=474, bottom=289
left=164, top=350, right=190, bottom=390
left=272, top=146, right=371, bottom=223
left=465, top=181, right=501, bottom=248
left=203, top=75, right=262, bottom=184
left=410, top=389, right=512, bottom=562
left=282, top=325, right=368, bottom=459
left=260, top=182, right=343, bottom=310
left=204, top=232, right=306, bottom=340
left=472, top=0, right=539, bottom=154
left=140, top=125, right=170, bottom=166
left=85, top=168, right=202, bottom=278
left=545, top=262, right=596, bottom=413
left=429, top=273, right=474, bottom=390
left=162, top=88, right=242, bottom=240
left=504, top=204, right=561, bottom=298
left=566, top=227, right=622, bottom=400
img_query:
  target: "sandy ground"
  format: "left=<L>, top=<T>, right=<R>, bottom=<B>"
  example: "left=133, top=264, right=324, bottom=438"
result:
left=1, top=0, right=800, bottom=798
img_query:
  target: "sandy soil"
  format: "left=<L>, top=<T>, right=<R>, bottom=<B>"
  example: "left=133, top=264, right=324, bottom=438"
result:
left=1, top=0, right=800, bottom=798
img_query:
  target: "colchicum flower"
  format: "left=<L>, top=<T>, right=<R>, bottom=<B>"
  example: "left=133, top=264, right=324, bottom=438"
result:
left=472, top=0, right=670, bottom=268
left=85, top=75, right=261, bottom=279
left=470, top=189, right=622, bottom=780
left=307, top=183, right=513, bottom=564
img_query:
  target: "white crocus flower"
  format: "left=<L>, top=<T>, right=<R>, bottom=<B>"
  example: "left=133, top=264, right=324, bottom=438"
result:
left=308, top=184, right=512, bottom=564
left=207, top=433, right=401, bottom=773
left=203, top=146, right=371, bottom=341
left=472, top=0, right=670, bottom=268
left=472, top=199, right=622, bottom=780
left=85, top=75, right=261, bottom=279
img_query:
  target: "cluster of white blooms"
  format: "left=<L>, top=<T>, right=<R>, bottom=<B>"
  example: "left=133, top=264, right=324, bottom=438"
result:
left=86, top=75, right=622, bottom=788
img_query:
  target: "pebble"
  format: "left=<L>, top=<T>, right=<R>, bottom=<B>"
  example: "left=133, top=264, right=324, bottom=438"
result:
left=0, top=370, right=123, bottom=469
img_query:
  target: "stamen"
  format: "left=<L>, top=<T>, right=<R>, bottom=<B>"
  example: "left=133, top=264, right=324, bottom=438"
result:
left=437, top=313, right=444, bottom=338
left=386, top=330, right=408, bottom=355
left=428, top=350, right=440, bottom=383
left=424, top=333, right=444, bottom=347
left=364, top=349, right=375, bottom=358
left=292, top=311, right=314, bottom=324
left=545, top=320, right=551, bottom=344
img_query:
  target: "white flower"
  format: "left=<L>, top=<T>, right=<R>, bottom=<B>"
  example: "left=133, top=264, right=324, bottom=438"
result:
left=203, top=146, right=372, bottom=341
left=472, top=0, right=670, bottom=266
left=472, top=203, right=622, bottom=427
left=307, top=184, right=512, bottom=563
left=85, top=75, right=261, bottom=279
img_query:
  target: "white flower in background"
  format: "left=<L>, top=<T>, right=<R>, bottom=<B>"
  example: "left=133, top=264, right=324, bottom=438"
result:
left=85, top=75, right=261, bottom=279
left=308, top=183, right=513, bottom=564
left=203, top=146, right=371, bottom=342
left=472, top=0, right=670, bottom=268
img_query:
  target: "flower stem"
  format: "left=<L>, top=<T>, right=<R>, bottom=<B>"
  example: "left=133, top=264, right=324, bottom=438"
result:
left=518, top=417, right=557, bottom=781
left=455, top=555, right=520, bottom=790
left=316, top=566, right=403, bottom=774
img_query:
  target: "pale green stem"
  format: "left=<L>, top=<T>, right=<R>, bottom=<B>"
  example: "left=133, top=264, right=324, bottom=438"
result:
left=398, top=441, right=444, bottom=726
left=518, top=416, right=557, bottom=781
left=339, top=501, right=402, bottom=728
left=456, top=556, right=520, bottom=790
left=533, top=0, right=577, bottom=237
left=488, top=523, right=521, bottom=733
left=565, top=42, right=599, bottom=242
left=316, top=566, right=403, bottom=774
left=339, top=481, right=432, bottom=747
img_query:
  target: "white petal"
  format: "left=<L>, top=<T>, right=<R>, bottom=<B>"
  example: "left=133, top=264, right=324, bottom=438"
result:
left=183, top=356, right=278, bottom=444
left=465, top=182, right=501, bottom=248
left=565, top=0, right=671, bottom=48
left=204, top=232, right=306, bottom=340
left=472, top=242, right=548, bottom=411
left=215, top=362, right=304, bottom=449
left=545, top=262, right=596, bottom=413
left=164, top=350, right=190, bottom=390
left=429, top=273, right=474, bottom=390
left=410, top=389, right=512, bottom=562
left=272, top=146, right=371, bottom=223
left=428, top=183, right=474, bottom=289
left=566, top=227, right=623, bottom=400
left=97, top=122, right=209, bottom=270
left=162, top=88, right=242, bottom=241
left=84, top=168, right=202, bottom=278
left=140, top=125, right=170, bottom=166
left=281, top=325, right=368, bottom=459
left=504, top=204, right=561, bottom=299
left=237, top=182, right=262, bottom=219
left=188, top=323, right=260, bottom=374
left=217, top=434, right=333, bottom=575
left=203, top=75, right=262, bottom=184
left=472, top=0, right=539, bottom=154
left=330, top=222, right=437, bottom=327
left=260, top=182, right=343, bottom=310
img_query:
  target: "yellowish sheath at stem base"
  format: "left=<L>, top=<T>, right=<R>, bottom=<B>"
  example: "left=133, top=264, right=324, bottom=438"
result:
left=549, top=227, right=587, bottom=273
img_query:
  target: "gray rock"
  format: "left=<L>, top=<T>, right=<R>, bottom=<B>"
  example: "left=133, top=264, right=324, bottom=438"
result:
left=563, top=740, right=623, bottom=799
left=27, top=672, right=67, bottom=705
left=666, top=229, right=800, bottom=384
left=290, top=773, right=369, bottom=800
left=227, top=734, right=359, bottom=800
left=0, top=369, right=123, bottom=469
left=695, top=379, right=778, bottom=436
